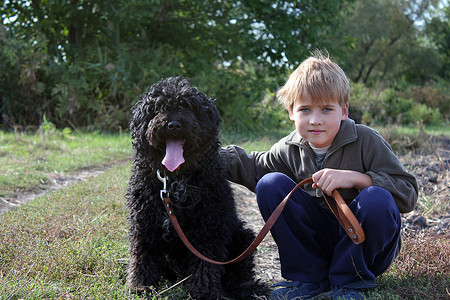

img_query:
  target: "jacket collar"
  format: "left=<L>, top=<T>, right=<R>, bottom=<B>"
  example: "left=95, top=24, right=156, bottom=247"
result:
left=285, top=118, right=358, bottom=153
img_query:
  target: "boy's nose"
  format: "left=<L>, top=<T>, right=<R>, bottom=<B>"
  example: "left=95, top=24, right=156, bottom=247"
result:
left=309, top=113, right=322, bottom=125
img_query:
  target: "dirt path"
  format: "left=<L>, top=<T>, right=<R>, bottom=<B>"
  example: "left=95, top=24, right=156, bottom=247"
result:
left=0, top=169, right=107, bottom=215
left=232, top=182, right=284, bottom=283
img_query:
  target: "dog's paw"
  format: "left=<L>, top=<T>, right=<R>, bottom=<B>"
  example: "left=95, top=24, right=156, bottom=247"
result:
left=126, top=276, right=156, bottom=295
left=126, top=284, right=153, bottom=295
left=223, top=279, right=270, bottom=300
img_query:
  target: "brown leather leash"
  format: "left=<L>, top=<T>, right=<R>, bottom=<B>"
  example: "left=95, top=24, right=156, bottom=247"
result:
left=158, top=172, right=365, bottom=265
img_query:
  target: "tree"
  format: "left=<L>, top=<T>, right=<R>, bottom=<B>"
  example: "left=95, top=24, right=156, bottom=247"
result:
left=425, top=3, right=450, bottom=79
left=331, top=0, right=441, bottom=85
left=1, top=0, right=346, bottom=71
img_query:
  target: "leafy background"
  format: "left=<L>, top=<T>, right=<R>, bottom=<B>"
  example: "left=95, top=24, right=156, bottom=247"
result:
left=1, top=0, right=449, bottom=133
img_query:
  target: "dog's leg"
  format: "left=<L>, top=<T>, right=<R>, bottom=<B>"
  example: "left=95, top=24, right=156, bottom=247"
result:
left=126, top=207, right=165, bottom=294
left=173, top=229, right=228, bottom=299
left=184, top=257, right=225, bottom=300
left=222, top=225, right=270, bottom=299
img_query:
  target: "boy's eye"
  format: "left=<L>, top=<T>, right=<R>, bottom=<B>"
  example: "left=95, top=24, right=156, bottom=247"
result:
left=323, top=107, right=333, bottom=112
left=299, top=108, right=310, bottom=112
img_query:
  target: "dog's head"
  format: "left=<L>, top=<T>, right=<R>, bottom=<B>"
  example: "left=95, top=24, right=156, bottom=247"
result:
left=130, top=76, right=221, bottom=173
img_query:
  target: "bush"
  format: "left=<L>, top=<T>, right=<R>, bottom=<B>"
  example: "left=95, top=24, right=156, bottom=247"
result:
left=402, top=80, right=450, bottom=120
left=0, top=30, right=51, bottom=129
left=0, top=28, right=282, bottom=134
left=350, top=83, right=445, bottom=126
left=194, top=64, right=284, bottom=135
left=0, top=28, right=185, bottom=131
left=1, top=27, right=446, bottom=132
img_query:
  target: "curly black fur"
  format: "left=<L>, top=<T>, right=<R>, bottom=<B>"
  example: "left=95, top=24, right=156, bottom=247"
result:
left=126, top=77, right=268, bottom=299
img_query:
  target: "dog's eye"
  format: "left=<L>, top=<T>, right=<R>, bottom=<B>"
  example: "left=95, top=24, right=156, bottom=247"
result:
left=202, top=105, right=210, bottom=110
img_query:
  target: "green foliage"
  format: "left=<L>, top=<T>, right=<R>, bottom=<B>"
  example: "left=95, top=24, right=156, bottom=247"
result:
left=0, top=28, right=51, bottom=127
left=402, top=79, right=450, bottom=120
left=194, top=62, right=289, bottom=135
left=37, top=115, right=73, bottom=139
left=349, top=83, right=445, bottom=126
left=425, top=4, right=450, bottom=80
left=0, top=0, right=449, bottom=132
left=0, top=0, right=348, bottom=131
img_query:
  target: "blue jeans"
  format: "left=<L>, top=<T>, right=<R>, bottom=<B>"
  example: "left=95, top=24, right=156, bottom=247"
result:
left=255, top=172, right=401, bottom=289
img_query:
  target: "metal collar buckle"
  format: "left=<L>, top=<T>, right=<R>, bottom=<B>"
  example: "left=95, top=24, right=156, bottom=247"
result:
left=157, top=170, right=169, bottom=200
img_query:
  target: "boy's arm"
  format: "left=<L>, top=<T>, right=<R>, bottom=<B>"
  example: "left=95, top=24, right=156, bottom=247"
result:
left=220, top=145, right=262, bottom=191
left=317, top=126, right=418, bottom=213
left=364, top=135, right=418, bottom=214
left=220, top=141, right=296, bottom=192
left=364, top=167, right=418, bottom=213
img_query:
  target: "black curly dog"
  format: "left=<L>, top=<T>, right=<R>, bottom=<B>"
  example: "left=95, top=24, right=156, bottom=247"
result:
left=126, top=77, right=268, bottom=299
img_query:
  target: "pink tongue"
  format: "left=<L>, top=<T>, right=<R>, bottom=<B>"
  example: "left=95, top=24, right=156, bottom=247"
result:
left=162, top=140, right=185, bottom=172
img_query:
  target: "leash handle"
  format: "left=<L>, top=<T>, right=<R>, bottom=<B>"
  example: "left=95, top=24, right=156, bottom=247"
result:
left=162, top=177, right=365, bottom=265
left=324, top=191, right=365, bottom=244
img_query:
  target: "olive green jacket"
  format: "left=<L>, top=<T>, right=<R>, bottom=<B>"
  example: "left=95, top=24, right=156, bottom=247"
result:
left=221, top=118, right=418, bottom=213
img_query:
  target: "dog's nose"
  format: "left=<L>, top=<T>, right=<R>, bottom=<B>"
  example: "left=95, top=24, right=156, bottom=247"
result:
left=167, top=120, right=182, bottom=131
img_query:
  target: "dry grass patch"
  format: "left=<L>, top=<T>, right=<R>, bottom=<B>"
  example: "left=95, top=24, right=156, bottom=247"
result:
left=369, top=235, right=450, bottom=299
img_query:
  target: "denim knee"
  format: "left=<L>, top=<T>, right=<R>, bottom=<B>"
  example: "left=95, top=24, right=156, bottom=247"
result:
left=353, top=186, right=401, bottom=245
left=255, top=173, right=294, bottom=204
left=356, top=186, right=400, bottom=220
left=255, top=172, right=292, bottom=194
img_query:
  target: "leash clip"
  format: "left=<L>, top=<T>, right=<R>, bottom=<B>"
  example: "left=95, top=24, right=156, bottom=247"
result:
left=157, top=170, right=169, bottom=200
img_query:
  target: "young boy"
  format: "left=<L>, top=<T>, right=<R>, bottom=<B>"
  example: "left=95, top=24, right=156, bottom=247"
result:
left=220, top=52, right=418, bottom=300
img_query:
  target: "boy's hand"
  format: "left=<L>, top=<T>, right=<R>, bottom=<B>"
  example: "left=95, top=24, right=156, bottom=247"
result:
left=312, top=169, right=373, bottom=196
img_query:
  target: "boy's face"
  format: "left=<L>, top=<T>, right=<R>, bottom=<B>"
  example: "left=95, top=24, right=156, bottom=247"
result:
left=289, top=96, right=349, bottom=148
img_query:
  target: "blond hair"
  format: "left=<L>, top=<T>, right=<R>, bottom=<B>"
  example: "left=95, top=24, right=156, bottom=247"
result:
left=277, top=50, right=350, bottom=111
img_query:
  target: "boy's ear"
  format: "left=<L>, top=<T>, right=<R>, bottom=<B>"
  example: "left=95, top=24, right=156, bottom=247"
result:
left=341, top=103, right=349, bottom=120
left=288, top=109, right=295, bottom=121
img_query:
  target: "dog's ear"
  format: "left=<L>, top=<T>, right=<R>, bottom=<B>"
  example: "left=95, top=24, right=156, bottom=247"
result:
left=130, top=97, right=153, bottom=152
left=209, top=98, right=222, bottom=128
left=197, top=95, right=221, bottom=128
left=130, top=99, right=143, bottom=139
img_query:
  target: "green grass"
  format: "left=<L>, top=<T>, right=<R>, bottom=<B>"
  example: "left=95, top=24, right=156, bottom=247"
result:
left=0, top=128, right=448, bottom=299
left=0, top=162, right=192, bottom=300
left=0, top=130, right=131, bottom=198
left=0, top=163, right=133, bottom=299
left=373, top=124, right=450, bottom=137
